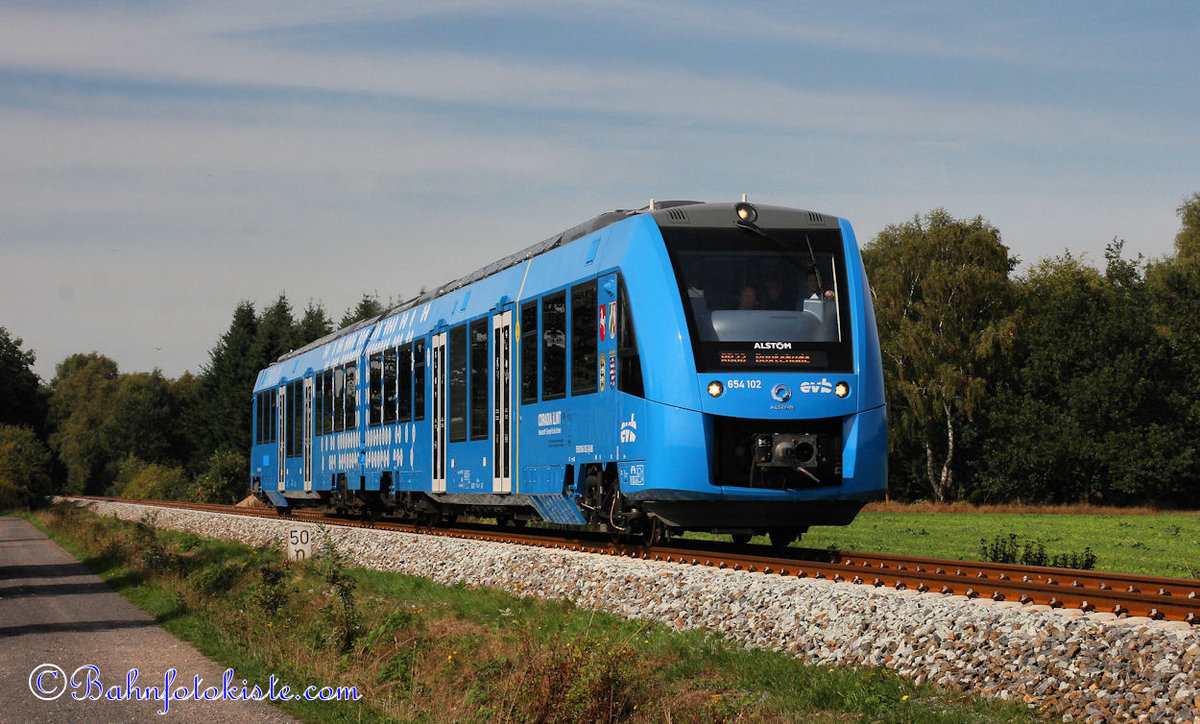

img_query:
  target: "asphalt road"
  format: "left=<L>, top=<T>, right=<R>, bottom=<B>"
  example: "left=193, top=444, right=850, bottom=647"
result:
left=0, top=516, right=300, bottom=723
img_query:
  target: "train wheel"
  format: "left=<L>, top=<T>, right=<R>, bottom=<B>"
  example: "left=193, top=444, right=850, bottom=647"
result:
left=769, top=530, right=797, bottom=549
left=731, top=533, right=752, bottom=546
left=638, top=518, right=664, bottom=548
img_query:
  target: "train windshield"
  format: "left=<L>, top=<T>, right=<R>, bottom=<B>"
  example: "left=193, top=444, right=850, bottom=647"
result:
left=660, top=226, right=853, bottom=372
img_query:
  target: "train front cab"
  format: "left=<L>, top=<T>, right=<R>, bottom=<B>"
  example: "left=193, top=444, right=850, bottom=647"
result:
left=616, top=204, right=887, bottom=539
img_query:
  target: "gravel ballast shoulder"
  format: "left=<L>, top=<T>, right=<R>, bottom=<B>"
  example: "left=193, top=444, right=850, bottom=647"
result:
left=78, top=500, right=1200, bottom=723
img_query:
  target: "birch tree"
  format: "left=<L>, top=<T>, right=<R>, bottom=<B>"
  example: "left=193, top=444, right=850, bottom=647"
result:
left=863, top=210, right=1016, bottom=501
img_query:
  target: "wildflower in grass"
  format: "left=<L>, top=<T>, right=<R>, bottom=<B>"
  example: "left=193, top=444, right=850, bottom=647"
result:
left=902, top=695, right=910, bottom=701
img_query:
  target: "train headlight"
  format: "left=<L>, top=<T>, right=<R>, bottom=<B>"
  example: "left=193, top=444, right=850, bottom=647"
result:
left=707, top=380, right=725, bottom=398
left=734, top=202, right=758, bottom=224
left=835, top=381, right=850, bottom=398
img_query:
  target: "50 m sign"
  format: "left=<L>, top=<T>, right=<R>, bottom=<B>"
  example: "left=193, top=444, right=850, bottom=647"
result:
left=287, top=528, right=314, bottom=561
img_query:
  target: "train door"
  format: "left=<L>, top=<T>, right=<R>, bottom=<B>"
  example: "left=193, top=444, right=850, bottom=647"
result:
left=276, top=383, right=287, bottom=492
left=303, top=376, right=314, bottom=492
left=431, top=332, right=447, bottom=493
left=492, top=308, right=513, bottom=494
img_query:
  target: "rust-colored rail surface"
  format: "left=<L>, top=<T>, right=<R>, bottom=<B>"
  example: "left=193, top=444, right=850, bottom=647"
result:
left=71, top=496, right=1200, bottom=625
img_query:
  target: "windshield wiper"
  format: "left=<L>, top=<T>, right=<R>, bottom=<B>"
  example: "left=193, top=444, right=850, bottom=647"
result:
left=805, top=234, right=825, bottom=291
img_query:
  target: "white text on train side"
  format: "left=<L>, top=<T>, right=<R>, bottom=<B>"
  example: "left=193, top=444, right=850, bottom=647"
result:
left=753, top=342, right=793, bottom=350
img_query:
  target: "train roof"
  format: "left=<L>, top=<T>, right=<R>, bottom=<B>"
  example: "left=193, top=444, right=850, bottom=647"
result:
left=273, top=200, right=838, bottom=365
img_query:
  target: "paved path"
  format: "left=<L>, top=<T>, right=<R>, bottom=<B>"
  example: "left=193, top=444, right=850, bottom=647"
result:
left=0, top=517, right=298, bottom=723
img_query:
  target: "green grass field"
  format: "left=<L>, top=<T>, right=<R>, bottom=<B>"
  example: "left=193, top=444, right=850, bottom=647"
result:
left=777, top=508, right=1200, bottom=579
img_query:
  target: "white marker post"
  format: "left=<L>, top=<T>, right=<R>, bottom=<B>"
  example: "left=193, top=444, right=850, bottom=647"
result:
left=287, top=527, right=314, bottom=562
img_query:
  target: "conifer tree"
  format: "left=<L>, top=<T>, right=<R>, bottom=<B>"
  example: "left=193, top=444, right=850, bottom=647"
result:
left=340, top=293, right=384, bottom=328
left=192, top=301, right=259, bottom=460
left=296, top=301, right=334, bottom=346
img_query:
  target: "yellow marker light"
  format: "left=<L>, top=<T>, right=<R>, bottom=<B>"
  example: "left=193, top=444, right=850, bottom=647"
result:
left=835, top=381, right=850, bottom=398
left=707, top=380, right=725, bottom=397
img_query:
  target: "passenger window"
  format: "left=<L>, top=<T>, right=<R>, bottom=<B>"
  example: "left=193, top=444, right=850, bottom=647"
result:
left=618, top=276, right=644, bottom=397
left=369, top=352, right=383, bottom=427
left=448, top=325, right=468, bottom=442
left=571, top=280, right=598, bottom=396
left=542, top=292, right=567, bottom=400
left=292, top=380, right=304, bottom=457
left=287, top=380, right=302, bottom=458
left=383, top=348, right=397, bottom=425
left=313, top=375, right=324, bottom=436
left=470, top=318, right=489, bottom=440
left=520, top=301, right=538, bottom=405
left=333, top=367, right=345, bottom=433
left=344, top=363, right=357, bottom=431
left=322, top=369, right=334, bottom=434
left=255, top=392, right=263, bottom=443
left=413, top=340, right=426, bottom=421
left=397, top=344, right=413, bottom=423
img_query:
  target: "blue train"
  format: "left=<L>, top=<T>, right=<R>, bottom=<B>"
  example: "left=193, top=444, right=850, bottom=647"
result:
left=251, top=200, right=886, bottom=544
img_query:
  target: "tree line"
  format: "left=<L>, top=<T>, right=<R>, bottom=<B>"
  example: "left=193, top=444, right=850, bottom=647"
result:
left=865, top=194, right=1200, bottom=506
left=0, top=294, right=385, bottom=508
left=3, top=197, right=1198, bottom=509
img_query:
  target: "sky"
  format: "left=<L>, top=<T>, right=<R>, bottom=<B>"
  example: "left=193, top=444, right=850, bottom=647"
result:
left=2, top=1, right=1198, bottom=381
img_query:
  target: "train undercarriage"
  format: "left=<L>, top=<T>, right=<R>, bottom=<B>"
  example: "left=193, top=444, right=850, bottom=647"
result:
left=254, top=460, right=867, bottom=547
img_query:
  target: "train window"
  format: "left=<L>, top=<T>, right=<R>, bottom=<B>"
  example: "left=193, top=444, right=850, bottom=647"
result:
left=542, top=292, right=567, bottom=400
left=344, top=362, right=357, bottom=431
left=660, top=226, right=852, bottom=371
left=397, top=344, right=413, bottom=423
left=313, top=374, right=324, bottom=436
left=322, top=369, right=334, bottom=435
left=413, top=339, right=426, bottom=421
left=284, top=384, right=293, bottom=456
left=369, top=352, right=383, bottom=427
left=333, top=367, right=345, bottom=433
left=449, top=325, right=468, bottom=442
left=256, top=391, right=276, bottom=444
left=470, top=318, right=489, bottom=440
left=288, top=380, right=302, bottom=458
left=617, top=275, right=644, bottom=397
left=571, top=280, right=598, bottom=396
left=520, top=301, right=538, bottom=405
left=293, top=380, right=304, bottom=458
left=383, top=348, right=397, bottom=425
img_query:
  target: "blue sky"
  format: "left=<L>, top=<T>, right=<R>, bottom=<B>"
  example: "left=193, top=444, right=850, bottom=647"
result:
left=2, top=1, right=1198, bottom=380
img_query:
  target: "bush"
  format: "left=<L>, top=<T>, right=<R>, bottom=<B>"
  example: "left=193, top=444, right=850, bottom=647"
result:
left=113, top=455, right=189, bottom=500
left=978, top=533, right=1097, bottom=570
left=0, top=425, right=54, bottom=509
left=313, top=528, right=360, bottom=653
left=190, top=448, right=249, bottom=503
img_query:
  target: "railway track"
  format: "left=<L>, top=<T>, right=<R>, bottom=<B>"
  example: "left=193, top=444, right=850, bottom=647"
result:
left=73, top=496, right=1200, bottom=625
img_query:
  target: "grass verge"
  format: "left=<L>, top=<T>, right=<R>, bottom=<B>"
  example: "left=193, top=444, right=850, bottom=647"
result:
left=19, top=503, right=1038, bottom=723
left=794, top=509, right=1200, bottom=578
